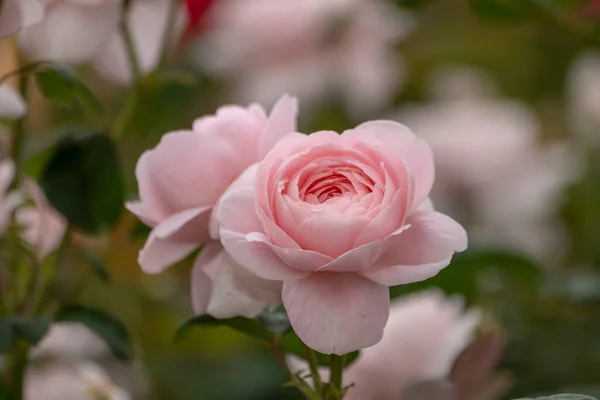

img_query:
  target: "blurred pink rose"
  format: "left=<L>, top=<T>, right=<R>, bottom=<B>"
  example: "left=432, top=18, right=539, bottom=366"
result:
left=18, top=0, right=186, bottom=85
left=128, top=95, right=297, bottom=318
left=289, top=291, right=480, bottom=400
left=16, top=181, right=67, bottom=260
left=218, top=121, right=468, bottom=354
left=0, top=0, right=44, bottom=38
left=196, top=0, right=412, bottom=116
left=398, top=66, right=578, bottom=263
left=0, top=160, right=18, bottom=235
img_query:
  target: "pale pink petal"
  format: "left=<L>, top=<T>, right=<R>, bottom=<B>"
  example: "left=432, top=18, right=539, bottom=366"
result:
left=293, top=215, right=370, bottom=258
left=134, top=130, right=243, bottom=221
left=352, top=120, right=435, bottom=209
left=0, top=0, right=22, bottom=37
left=139, top=207, right=211, bottom=274
left=206, top=251, right=282, bottom=318
left=125, top=200, right=158, bottom=227
left=247, top=232, right=332, bottom=272
left=0, top=85, right=27, bottom=119
left=259, top=94, right=298, bottom=158
left=18, top=1, right=120, bottom=64
left=93, top=0, right=187, bottom=84
left=17, top=205, right=66, bottom=260
left=216, top=187, right=263, bottom=235
left=283, top=272, right=389, bottom=354
left=220, top=228, right=308, bottom=280
left=362, top=211, right=467, bottom=286
left=0, top=161, right=15, bottom=194
left=191, top=241, right=222, bottom=315
left=17, top=0, right=45, bottom=26
left=210, top=164, right=259, bottom=239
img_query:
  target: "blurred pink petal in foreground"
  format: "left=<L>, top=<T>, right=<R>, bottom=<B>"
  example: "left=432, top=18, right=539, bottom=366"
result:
left=195, top=0, right=413, bottom=116
left=219, top=122, right=467, bottom=354
left=128, top=95, right=297, bottom=319
left=397, top=66, right=578, bottom=263
left=289, top=291, right=482, bottom=400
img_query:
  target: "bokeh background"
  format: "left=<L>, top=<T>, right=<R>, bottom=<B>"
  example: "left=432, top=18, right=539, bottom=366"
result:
left=4, top=0, right=600, bottom=398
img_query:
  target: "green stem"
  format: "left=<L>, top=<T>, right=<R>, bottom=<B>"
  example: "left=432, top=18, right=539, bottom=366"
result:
left=120, top=0, right=141, bottom=81
left=4, top=342, right=29, bottom=400
left=329, top=355, right=344, bottom=400
left=306, top=347, right=323, bottom=392
left=158, top=0, right=180, bottom=68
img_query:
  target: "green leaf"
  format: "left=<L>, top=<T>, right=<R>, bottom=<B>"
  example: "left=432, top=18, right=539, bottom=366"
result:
left=11, top=316, right=52, bottom=345
left=55, top=304, right=133, bottom=361
left=395, top=0, right=433, bottom=8
left=469, top=0, right=539, bottom=21
left=0, top=317, right=15, bottom=353
left=41, top=131, right=125, bottom=233
left=515, top=395, right=598, bottom=400
left=79, top=249, right=110, bottom=283
left=279, top=330, right=360, bottom=368
left=34, top=64, right=103, bottom=118
left=175, top=315, right=273, bottom=344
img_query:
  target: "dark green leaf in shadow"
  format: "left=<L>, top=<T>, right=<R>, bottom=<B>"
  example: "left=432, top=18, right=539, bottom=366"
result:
left=41, top=130, right=125, bottom=233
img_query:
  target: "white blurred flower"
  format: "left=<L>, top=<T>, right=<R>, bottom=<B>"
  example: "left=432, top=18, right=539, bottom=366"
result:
left=397, top=66, right=578, bottom=262
left=0, top=0, right=45, bottom=38
left=26, top=362, right=130, bottom=400
left=195, top=0, right=413, bottom=116
left=290, top=291, right=480, bottom=400
left=0, top=160, right=19, bottom=235
left=567, top=51, right=600, bottom=145
left=18, top=0, right=187, bottom=85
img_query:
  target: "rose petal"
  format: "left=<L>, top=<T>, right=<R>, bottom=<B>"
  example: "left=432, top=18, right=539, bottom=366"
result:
left=0, top=0, right=23, bottom=38
left=352, top=120, right=435, bottom=210
left=138, top=206, right=211, bottom=273
left=362, top=211, right=467, bottom=286
left=283, top=272, right=389, bottom=354
left=18, top=1, right=120, bottom=64
left=220, top=228, right=308, bottom=280
left=293, top=215, right=370, bottom=258
left=191, top=241, right=222, bottom=315
left=0, top=85, right=27, bottom=119
left=206, top=250, right=282, bottom=318
left=259, top=94, right=298, bottom=158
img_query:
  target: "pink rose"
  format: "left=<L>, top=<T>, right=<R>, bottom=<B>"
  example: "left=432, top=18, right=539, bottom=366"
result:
left=127, top=94, right=297, bottom=273
left=128, top=95, right=297, bottom=318
left=218, top=121, right=468, bottom=354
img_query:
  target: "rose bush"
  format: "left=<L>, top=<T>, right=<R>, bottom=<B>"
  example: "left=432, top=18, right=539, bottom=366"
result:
left=218, top=121, right=468, bottom=354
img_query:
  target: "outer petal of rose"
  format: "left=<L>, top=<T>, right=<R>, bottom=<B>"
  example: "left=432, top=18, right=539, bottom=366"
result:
left=209, top=164, right=259, bottom=239
left=246, top=232, right=332, bottom=272
left=191, top=241, right=222, bottom=315
left=220, top=228, right=308, bottom=280
left=352, top=120, right=435, bottom=209
left=207, top=251, right=282, bottom=318
left=18, top=1, right=120, bottom=64
left=0, top=85, right=27, bottom=119
left=283, top=272, right=389, bottom=355
left=362, top=211, right=467, bottom=286
left=259, top=94, right=298, bottom=158
left=139, top=206, right=211, bottom=273
left=0, top=0, right=23, bottom=37
left=134, top=130, right=242, bottom=218
left=93, top=0, right=187, bottom=85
